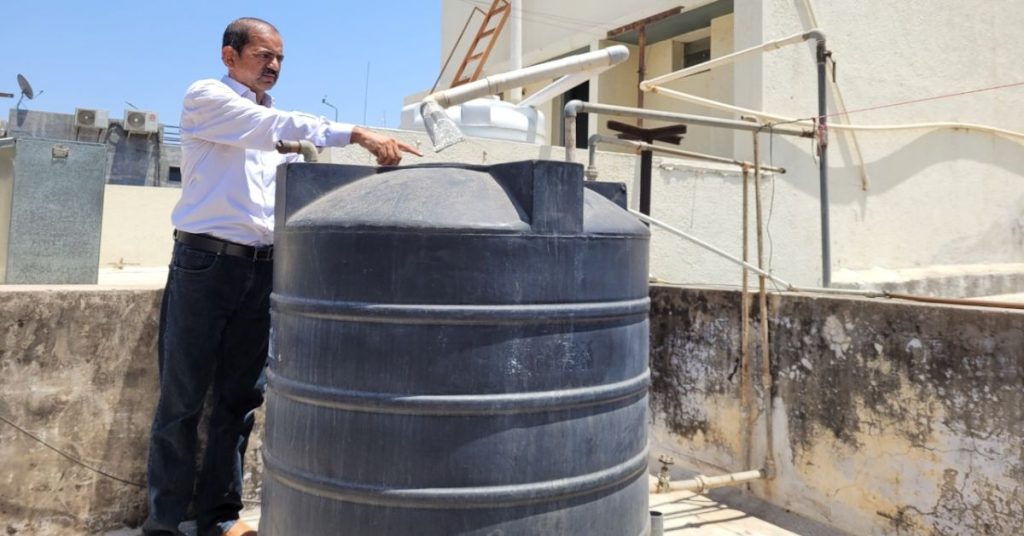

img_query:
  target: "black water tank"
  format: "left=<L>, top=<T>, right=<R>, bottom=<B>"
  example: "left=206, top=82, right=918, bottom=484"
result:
left=263, top=160, right=650, bottom=535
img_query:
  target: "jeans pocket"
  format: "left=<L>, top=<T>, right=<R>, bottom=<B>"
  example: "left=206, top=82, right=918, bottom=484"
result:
left=173, top=245, right=220, bottom=274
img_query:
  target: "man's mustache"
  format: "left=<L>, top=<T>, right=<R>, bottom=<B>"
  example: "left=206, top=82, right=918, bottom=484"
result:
left=262, top=69, right=278, bottom=78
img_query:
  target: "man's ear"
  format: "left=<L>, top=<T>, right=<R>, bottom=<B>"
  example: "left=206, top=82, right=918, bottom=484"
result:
left=221, top=46, right=236, bottom=68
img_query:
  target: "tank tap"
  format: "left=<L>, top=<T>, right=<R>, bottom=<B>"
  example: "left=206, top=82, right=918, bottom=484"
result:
left=656, top=455, right=674, bottom=493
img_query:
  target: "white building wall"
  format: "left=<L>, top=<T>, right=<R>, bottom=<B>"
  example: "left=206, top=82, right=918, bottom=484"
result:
left=748, top=0, right=1024, bottom=286
left=440, top=0, right=721, bottom=84
left=434, top=0, right=1024, bottom=291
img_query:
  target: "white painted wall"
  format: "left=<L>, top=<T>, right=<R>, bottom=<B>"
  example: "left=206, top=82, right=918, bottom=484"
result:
left=432, top=0, right=1024, bottom=291
left=98, top=185, right=177, bottom=269
left=744, top=0, right=1024, bottom=286
left=440, top=0, right=721, bottom=86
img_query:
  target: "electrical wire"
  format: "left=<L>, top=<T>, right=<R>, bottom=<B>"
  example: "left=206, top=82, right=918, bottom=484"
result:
left=454, top=0, right=610, bottom=35
left=816, top=80, right=1024, bottom=122
left=0, top=411, right=262, bottom=505
left=457, top=0, right=620, bottom=31
left=648, top=85, right=1024, bottom=141
left=0, top=412, right=144, bottom=488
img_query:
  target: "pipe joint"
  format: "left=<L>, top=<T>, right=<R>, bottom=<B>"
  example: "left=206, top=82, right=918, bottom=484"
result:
left=804, top=29, right=827, bottom=44
left=564, top=99, right=584, bottom=119
left=276, top=139, right=319, bottom=163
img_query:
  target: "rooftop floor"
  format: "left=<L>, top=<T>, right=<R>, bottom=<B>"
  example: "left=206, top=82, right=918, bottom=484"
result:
left=100, top=490, right=819, bottom=536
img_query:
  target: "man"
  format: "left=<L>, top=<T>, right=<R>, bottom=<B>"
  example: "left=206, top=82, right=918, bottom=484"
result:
left=142, top=17, right=421, bottom=536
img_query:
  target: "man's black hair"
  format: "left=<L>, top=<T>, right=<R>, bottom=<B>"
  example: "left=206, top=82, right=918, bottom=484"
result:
left=223, top=17, right=278, bottom=53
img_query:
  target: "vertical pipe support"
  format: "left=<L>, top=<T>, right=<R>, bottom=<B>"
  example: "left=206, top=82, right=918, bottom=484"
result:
left=650, top=511, right=664, bottom=536
left=740, top=164, right=752, bottom=472
left=637, top=27, right=647, bottom=127
left=564, top=100, right=582, bottom=162
left=814, top=35, right=831, bottom=288
left=639, top=148, right=653, bottom=215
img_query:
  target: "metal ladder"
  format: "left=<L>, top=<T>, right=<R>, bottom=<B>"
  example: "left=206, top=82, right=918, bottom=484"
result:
left=450, top=0, right=511, bottom=88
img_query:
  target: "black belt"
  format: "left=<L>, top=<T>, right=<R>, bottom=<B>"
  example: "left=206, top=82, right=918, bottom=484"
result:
left=174, top=230, right=273, bottom=261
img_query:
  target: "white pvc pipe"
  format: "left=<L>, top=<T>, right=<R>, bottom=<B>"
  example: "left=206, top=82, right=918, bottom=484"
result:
left=587, top=134, right=786, bottom=174
left=421, top=46, right=629, bottom=151
left=639, top=30, right=820, bottom=91
left=648, top=86, right=1024, bottom=141
left=648, top=469, right=766, bottom=494
left=670, top=469, right=766, bottom=493
left=518, top=72, right=591, bottom=109
left=427, top=46, right=629, bottom=109
left=509, top=0, right=523, bottom=103
left=563, top=100, right=812, bottom=166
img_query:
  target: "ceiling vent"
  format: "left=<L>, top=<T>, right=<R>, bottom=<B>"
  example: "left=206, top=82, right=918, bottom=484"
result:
left=124, top=110, right=159, bottom=134
left=75, top=108, right=109, bottom=129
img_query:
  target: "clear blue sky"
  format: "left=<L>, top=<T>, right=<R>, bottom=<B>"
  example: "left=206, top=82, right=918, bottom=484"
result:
left=1, top=1, right=441, bottom=129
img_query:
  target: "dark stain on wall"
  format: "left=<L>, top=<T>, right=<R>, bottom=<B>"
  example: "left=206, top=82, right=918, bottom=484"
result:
left=649, top=285, right=1024, bottom=535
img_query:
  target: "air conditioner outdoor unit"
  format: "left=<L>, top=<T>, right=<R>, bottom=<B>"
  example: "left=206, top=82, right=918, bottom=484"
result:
left=75, top=108, right=109, bottom=129
left=124, top=110, right=159, bottom=134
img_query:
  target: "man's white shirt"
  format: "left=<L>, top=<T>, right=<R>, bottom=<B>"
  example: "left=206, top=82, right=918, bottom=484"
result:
left=172, top=75, right=355, bottom=245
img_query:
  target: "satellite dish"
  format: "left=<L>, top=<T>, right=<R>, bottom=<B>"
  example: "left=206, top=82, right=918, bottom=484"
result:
left=17, top=74, right=34, bottom=100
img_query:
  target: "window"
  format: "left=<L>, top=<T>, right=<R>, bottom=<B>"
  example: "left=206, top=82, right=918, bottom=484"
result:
left=672, top=36, right=712, bottom=71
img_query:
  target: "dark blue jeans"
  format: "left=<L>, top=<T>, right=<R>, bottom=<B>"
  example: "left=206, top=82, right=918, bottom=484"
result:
left=143, top=241, right=273, bottom=536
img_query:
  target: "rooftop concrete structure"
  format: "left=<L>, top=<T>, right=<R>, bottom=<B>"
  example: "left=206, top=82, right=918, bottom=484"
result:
left=2, top=277, right=1021, bottom=534
left=2, top=2, right=1023, bottom=533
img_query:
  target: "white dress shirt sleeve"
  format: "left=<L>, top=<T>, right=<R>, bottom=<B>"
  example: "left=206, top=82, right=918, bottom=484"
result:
left=181, top=80, right=355, bottom=151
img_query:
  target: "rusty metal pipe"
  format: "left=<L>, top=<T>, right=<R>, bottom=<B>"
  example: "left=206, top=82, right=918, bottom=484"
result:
left=275, top=140, right=318, bottom=162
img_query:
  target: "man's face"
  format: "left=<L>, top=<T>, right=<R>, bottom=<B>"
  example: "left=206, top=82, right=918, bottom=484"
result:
left=222, top=28, right=284, bottom=99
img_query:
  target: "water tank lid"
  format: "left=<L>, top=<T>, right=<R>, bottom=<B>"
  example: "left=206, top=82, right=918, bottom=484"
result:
left=289, top=165, right=531, bottom=233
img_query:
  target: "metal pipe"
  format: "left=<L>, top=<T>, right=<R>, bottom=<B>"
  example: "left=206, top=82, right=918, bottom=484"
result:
left=640, top=26, right=834, bottom=287
left=639, top=143, right=653, bottom=215
left=798, top=0, right=870, bottom=191
left=275, top=140, right=318, bottom=162
left=564, top=101, right=812, bottom=146
left=753, top=131, right=776, bottom=480
left=637, top=27, right=646, bottom=127
left=632, top=208, right=909, bottom=300
left=885, top=293, right=1024, bottom=311
left=629, top=209, right=793, bottom=289
left=565, top=100, right=810, bottom=162
left=586, top=134, right=786, bottom=175
left=649, top=511, right=664, bottom=536
left=740, top=165, right=753, bottom=473
left=816, top=38, right=831, bottom=287
left=421, top=46, right=629, bottom=151
left=636, top=27, right=833, bottom=286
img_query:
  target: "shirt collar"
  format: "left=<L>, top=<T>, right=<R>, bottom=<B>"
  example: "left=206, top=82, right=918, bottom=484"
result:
left=221, top=75, right=274, bottom=107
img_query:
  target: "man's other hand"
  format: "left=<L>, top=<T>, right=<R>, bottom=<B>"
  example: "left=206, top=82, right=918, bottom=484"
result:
left=351, top=127, right=423, bottom=166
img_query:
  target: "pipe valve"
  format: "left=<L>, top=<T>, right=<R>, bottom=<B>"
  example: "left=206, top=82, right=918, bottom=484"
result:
left=656, top=455, right=674, bottom=493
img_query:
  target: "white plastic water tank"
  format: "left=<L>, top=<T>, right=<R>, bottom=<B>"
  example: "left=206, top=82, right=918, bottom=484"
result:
left=400, top=97, right=547, bottom=145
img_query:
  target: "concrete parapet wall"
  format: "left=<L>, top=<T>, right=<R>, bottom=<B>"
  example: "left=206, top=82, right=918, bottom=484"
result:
left=649, top=284, right=1024, bottom=535
left=1, top=281, right=1021, bottom=534
left=0, top=286, right=263, bottom=534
